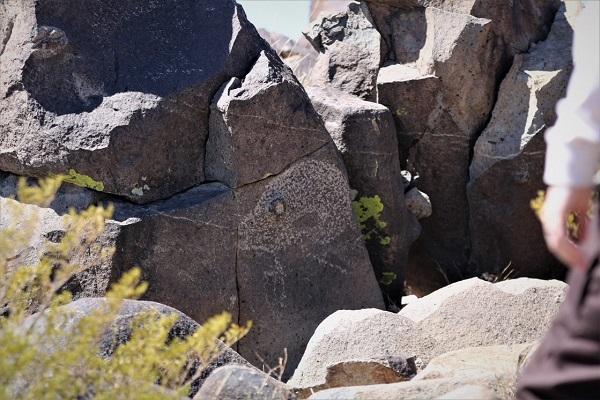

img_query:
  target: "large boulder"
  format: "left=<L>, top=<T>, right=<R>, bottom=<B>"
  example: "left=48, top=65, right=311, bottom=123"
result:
left=375, top=7, right=504, bottom=285
left=0, top=145, right=384, bottom=378
left=0, top=0, right=266, bottom=203
left=371, top=0, right=560, bottom=287
left=307, top=86, right=420, bottom=304
left=303, top=1, right=382, bottom=100
left=363, top=0, right=560, bottom=65
left=205, top=51, right=331, bottom=188
left=288, top=309, right=429, bottom=397
left=468, top=3, right=580, bottom=279
left=290, top=278, right=566, bottom=394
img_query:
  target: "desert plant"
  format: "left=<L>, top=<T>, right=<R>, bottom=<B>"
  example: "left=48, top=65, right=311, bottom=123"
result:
left=352, top=195, right=391, bottom=246
left=0, top=176, right=251, bottom=399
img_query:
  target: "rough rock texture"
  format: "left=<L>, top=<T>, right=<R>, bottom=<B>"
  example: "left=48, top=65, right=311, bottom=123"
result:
left=0, top=0, right=386, bottom=379
left=0, top=0, right=266, bottom=203
left=27, top=298, right=250, bottom=394
left=363, top=0, right=560, bottom=64
left=468, top=3, right=579, bottom=279
left=206, top=51, right=330, bottom=188
left=375, top=7, right=504, bottom=285
left=307, top=86, right=420, bottom=303
left=368, top=0, right=561, bottom=289
left=304, top=1, right=382, bottom=100
left=288, top=309, right=428, bottom=397
left=293, top=356, right=416, bottom=398
left=290, top=278, right=566, bottom=394
left=232, top=145, right=384, bottom=374
left=309, top=344, right=529, bottom=399
left=194, top=365, right=295, bottom=400
left=0, top=145, right=384, bottom=378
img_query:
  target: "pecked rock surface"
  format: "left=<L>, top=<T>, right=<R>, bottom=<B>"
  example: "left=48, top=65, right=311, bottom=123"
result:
left=307, top=86, right=420, bottom=303
left=289, top=277, right=566, bottom=395
left=0, top=0, right=385, bottom=378
left=0, top=0, right=265, bottom=203
left=468, top=3, right=580, bottom=279
left=0, top=146, right=384, bottom=378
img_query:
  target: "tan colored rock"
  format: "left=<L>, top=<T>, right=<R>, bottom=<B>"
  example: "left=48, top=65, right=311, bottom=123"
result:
left=436, top=385, right=498, bottom=400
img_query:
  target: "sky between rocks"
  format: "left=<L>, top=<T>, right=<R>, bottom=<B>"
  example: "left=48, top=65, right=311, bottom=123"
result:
left=238, top=0, right=311, bottom=39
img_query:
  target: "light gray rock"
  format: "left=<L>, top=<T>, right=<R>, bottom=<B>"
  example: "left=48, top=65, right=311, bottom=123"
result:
left=0, top=0, right=266, bottom=203
left=288, top=309, right=428, bottom=397
left=291, top=278, right=566, bottom=394
left=304, top=1, right=382, bottom=100
left=307, top=86, right=420, bottom=304
left=468, top=3, right=580, bottom=279
left=404, top=187, right=431, bottom=219
left=194, top=365, right=295, bottom=400
left=436, top=385, right=498, bottom=400
left=206, top=51, right=331, bottom=188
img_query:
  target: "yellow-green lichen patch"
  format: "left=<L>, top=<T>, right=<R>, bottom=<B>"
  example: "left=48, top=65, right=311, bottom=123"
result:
left=352, top=195, right=391, bottom=246
left=64, top=169, right=105, bottom=191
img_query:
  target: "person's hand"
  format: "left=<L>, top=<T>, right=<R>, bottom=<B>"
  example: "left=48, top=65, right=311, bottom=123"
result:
left=541, top=186, right=594, bottom=271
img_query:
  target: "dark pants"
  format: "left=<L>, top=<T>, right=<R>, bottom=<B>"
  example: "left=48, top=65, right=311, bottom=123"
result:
left=517, top=262, right=600, bottom=399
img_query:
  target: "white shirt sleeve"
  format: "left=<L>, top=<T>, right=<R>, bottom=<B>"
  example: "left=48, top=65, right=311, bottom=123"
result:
left=544, top=1, right=600, bottom=187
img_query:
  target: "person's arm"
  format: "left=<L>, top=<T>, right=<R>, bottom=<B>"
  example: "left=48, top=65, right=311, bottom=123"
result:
left=542, top=2, right=600, bottom=270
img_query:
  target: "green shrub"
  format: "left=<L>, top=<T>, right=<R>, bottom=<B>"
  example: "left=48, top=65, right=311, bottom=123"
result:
left=0, top=177, right=251, bottom=399
left=352, top=195, right=391, bottom=247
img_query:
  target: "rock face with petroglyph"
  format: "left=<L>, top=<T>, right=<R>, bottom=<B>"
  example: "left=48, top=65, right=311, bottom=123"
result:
left=468, top=3, right=577, bottom=279
left=0, top=0, right=383, bottom=379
